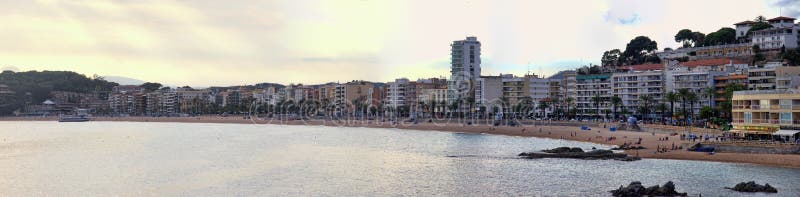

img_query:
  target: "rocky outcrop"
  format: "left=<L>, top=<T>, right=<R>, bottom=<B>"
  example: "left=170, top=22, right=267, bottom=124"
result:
left=518, top=147, right=641, bottom=161
left=726, top=181, right=778, bottom=193
left=610, top=181, right=687, bottom=197
left=610, top=144, right=646, bottom=150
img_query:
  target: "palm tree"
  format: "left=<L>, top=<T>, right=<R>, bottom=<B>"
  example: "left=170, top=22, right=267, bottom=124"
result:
left=703, top=87, right=716, bottom=108
left=591, top=94, right=603, bottom=120
left=686, top=92, right=698, bottom=125
left=639, top=95, right=653, bottom=123
left=755, top=15, right=766, bottom=23
left=537, top=99, right=550, bottom=119
left=610, top=95, right=622, bottom=120
left=665, top=92, right=678, bottom=124
left=678, top=88, right=691, bottom=125
left=564, top=97, right=574, bottom=119
left=656, top=103, right=668, bottom=122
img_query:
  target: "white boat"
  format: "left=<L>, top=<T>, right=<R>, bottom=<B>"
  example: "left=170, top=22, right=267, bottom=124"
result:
left=59, top=109, right=91, bottom=122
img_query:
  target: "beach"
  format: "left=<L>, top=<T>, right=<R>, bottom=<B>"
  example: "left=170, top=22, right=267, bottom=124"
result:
left=4, top=116, right=800, bottom=168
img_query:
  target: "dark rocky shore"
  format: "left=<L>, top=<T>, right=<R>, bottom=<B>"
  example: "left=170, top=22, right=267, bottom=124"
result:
left=610, top=181, right=687, bottom=197
left=518, top=147, right=641, bottom=161
left=726, top=181, right=778, bottom=193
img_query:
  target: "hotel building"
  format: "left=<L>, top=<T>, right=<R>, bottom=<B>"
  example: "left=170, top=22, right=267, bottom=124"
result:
left=731, top=89, right=800, bottom=140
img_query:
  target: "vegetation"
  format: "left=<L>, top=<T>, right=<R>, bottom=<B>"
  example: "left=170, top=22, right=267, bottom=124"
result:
left=782, top=48, right=800, bottom=66
left=0, top=70, right=118, bottom=115
left=621, top=36, right=659, bottom=65
left=140, top=82, right=163, bottom=92
left=674, top=29, right=705, bottom=47
left=703, top=27, right=736, bottom=46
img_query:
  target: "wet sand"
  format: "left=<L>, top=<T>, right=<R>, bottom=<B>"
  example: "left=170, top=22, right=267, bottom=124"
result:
left=4, top=116, right=800, bottom=168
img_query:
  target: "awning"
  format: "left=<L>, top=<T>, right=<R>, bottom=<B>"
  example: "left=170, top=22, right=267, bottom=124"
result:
left=772, top=130, right=800, bottom=136
left=729, top=130, right=772, bottom=135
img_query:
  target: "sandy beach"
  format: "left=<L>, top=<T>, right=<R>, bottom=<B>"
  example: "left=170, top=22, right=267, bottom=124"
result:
left=4, top=116, right=800, bottom=168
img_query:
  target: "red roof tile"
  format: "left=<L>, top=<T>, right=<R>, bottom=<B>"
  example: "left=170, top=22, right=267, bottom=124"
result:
left=733, top=20, right=756, bottom=25
left=679, top=58, right=744, bottom=67
left=768, top=16, right=796, bottom=21
left=625, top=63, right=664, bottom=71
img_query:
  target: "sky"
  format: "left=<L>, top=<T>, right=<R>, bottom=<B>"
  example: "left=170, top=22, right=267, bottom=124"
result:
left=0, top=0, right=797, bottom=87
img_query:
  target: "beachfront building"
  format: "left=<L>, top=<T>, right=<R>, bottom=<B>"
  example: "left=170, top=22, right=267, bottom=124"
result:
left=447, top=36, right=481, bottom=113
left=751, top=16, right=799, bottom=50
left=384, top=78, right=409, bottom=109
left=611, top=64, right=665, bottom=119
left=176, top=88, right=211, bottom=114
left=666, top=59, right=747, bottom=114
left=713, top=73, right=749, bottom=118
left=109, top=92, right=136, bottom=115
left=527, top=74, right=552, bottom=117
left=575, top=73, right=612, bottom=118
left=476, top=75, right=505, bottom=116
left=731, top=89, right=800, bottom=140
left=333, top=81, right=373, bottom=117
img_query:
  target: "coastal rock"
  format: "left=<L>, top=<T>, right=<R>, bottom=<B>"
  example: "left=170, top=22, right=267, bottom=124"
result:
left=610, top=181, right=687, bottom=197
left=610, top=144, right=646, bottom=150
left=726, top=181, right=778, bottom=193
left=519, top=147, right=640, bottom=161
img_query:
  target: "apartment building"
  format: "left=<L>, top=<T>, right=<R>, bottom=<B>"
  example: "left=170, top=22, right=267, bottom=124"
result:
left=751, top=16, right=799, bottom=50
left=575, top=74, right=612, bottom=117
left=731, top=89, right=800, bottom=140
left=447, top=36, right=481, bottom=110
left=748, top=62, right=800, bottom=90
left=612, top=64, right=665, bottom=118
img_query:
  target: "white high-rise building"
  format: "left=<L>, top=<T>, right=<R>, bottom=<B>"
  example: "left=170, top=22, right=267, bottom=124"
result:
left=447, top=36, right=481, bottom=111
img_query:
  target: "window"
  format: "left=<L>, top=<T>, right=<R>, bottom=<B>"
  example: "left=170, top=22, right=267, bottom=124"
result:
left=780, top=112, right=792, bottom=124
left=780, top=100, right=792, bottom=109
left=744, top=112, right=752, bottom=124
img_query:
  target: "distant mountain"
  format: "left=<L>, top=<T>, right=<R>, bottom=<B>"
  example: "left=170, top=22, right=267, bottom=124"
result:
left=103, top=76, right=146, bottom=85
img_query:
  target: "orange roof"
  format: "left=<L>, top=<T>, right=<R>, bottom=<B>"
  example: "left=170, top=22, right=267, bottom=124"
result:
left=733, top=20, right=756, bottom=25
left=625, top=63, right=663, bottom=71
left=768, top=16, right=796, bottom=21
left=679, top=58, right=744, bottom=67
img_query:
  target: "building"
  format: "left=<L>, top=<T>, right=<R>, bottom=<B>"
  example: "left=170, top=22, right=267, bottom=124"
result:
left=447, top=36, right=481, bottom=112
left=333, top=81, right=373, bottom=116
left=734, top=20, right=756, bottom=40
left=0, top=84, right=13, bottom=95
left=575, top=74, right=612, bottom=118
left=731, top=89, right=800, bottom=140
left=666, top=58, right=747, bottom=114
left=176, top=89, right=210, bottom=114
left=476, top=75, right=503, bottom=109
left=748, top=62, right=800, bottom=90
left=612, top=64, right=665, bottom=119
left=384, top=78, right=409, bottom=109
left=109, top=92, right=136, bottom=115
left=751, top=16, right=799, bottom=50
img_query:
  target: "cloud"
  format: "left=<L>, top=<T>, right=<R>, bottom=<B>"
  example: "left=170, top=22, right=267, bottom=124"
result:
left=618, top=14, right=640, bottom=25
left=0, top=0, right=785, bottom=86
left=771, top=0, right=800, bottom=17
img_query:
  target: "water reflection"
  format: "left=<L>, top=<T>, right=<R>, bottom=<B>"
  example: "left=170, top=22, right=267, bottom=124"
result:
left=1, top=121, right=799, bottom=196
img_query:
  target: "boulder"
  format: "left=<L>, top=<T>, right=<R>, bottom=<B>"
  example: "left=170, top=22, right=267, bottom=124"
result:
left=610, top=181, right=687, bottom=197
left=726, top=181, right=778, bottom=193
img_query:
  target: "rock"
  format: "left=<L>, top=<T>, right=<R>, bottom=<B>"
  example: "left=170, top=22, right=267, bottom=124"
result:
left=610, top=181, right=687, bottom=197
left=519, top=147, right=640, bottom=161
left=726, top=181, right=778, bottom=193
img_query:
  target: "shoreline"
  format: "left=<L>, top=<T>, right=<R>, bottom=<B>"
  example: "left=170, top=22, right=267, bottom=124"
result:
left=4, top=116, right=800, bottom=169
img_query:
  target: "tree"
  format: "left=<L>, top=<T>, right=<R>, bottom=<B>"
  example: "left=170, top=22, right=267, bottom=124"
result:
left=140, top=82, right=163, bottom=92
left=755, top=15, right=766, bottom=23
left=601, top=49, right=622, bottom=67
left=782, top=48, right=800, bottom=66
left=699, top=106, right=717, bottom=122
left=678, top=89, right=691, bottom=124
left=703, top=87, right=716, bottom=108
left=656, top=103, right=668, bottom=121
left=537, top=99, right=550, bottom=119
left=746, top=22, right=772, bottom=36
left=720, top=83, right=746, bottom=120
left=703, top=27, right=736, bottom=46
left=591, top=94, right=604, bottom=119
left=692, top=32, right=705, bottom=47
left=621, top=36, right=658, bottom=65
left=610, top=95, right=622, bottom=119
left=666, top=92, right=678, bottom=122
left=639, top=95, right=653, bottom=123
left=564, top=97, right=574, bottom=119
left=674, top=29, right=695, bottom=47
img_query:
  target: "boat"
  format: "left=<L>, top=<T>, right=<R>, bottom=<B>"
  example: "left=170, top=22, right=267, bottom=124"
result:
left=58, top=115, right=90, bottom=122
left=59, top=109, right=91, bottom=122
